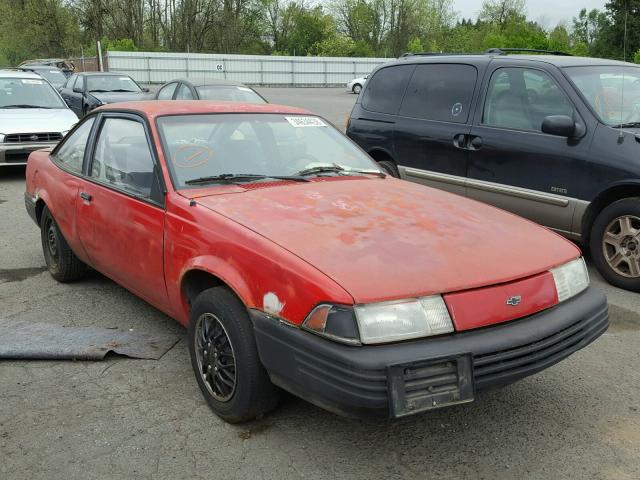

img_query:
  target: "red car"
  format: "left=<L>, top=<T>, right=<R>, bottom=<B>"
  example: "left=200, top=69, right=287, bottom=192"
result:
left=25, top=101, right=608, bottom=422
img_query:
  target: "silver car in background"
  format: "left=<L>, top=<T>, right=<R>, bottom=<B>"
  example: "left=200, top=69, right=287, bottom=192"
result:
left=346, top=76, right=368, bottom=94
left=0, top=70, right=78, bottom=167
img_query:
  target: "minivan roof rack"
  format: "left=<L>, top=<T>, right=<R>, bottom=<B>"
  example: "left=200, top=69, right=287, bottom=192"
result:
left=400, top=52, right=468, bottom=57
left=485, top=48, right=573, bottom=56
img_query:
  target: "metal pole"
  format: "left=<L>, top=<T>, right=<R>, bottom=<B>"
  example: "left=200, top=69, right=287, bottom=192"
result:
left=96, top=41, right=104, bottom=72
left=80, top=45, right=85, bottom=71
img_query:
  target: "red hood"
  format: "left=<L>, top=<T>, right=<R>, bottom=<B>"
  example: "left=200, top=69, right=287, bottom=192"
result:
left=194, top=178, right=580, bottom=304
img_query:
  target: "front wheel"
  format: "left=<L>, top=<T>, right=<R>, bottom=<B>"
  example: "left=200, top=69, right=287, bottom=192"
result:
left=188, top=287, right=279, bottom=423
left=377, top=160, right=400, bottom=178
left=590, top=197, right=640, bottom=291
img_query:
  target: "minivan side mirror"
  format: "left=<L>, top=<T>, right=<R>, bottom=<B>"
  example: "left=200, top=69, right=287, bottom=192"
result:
left=541, top=115, right=577, bottom=137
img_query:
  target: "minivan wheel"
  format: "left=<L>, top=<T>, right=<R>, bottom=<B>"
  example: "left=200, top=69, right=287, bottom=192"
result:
left=187, top=287, right=279, bottom=423
left=590, top=197, right=640, bottom=291
left=40, top=206, right=87, bottom=282
left=352, top=84, right=362, bottom=94
left=377, top=160, right=400, bottom=178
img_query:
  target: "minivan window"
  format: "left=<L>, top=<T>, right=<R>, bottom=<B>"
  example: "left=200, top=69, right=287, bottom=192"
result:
left=483, top=68, right=574, bottom=131
left=564, top=65, right=640, bottom=126
left=399, top=64, right=477, bottom=123
left=361, top=65, right=414, bottom=115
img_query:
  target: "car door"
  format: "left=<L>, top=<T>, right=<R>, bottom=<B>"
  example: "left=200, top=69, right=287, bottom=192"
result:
left=59, top=74, right=77, bottom=108
left=65, top=75, right=85, bottom=117
left=466, top=62, right=591, bottom=236
left=75, top=113, right=169, bottom=308
left=393, top=62, right=481, bottom=196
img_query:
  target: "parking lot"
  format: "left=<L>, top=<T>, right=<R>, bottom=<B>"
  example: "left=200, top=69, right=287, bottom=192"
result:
left=1, top=87, right=639, bottom=480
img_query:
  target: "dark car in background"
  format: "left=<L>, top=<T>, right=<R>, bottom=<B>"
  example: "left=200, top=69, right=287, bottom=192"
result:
left=155, top=78, right=267, bottom=103
left=59, top=72, right=153, bottom=117
left=18, top=65, right=68, bottom=90
left=19, top=59, right=75, bottom=78
left=347, top=50, right=640, bottom=292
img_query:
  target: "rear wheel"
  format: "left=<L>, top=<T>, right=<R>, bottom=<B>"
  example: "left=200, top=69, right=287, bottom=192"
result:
left=188, top=287, right=279, bottom=423
left=590, top=197, right=640, bottom=291
left=40, top=206, right=87, bottom=282
left=352, top=83, right=362, bottom=94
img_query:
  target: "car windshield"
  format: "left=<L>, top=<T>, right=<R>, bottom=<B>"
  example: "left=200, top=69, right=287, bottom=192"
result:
left=196, top=85, right=266, bottom=103
left=564, top=65, right=640, bottom=126
left=34, top=69, right=66, bottom=88
left=0, top=77, right=66, bottom=108
left=86, top=75, right=141, bottom=93
left=157, top=113, right=382, bottom=188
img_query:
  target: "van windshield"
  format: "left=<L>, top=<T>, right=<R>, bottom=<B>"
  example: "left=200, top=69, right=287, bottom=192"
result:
left=564, top=65, right=640, bottom=126
left=0, top=77, right=67, bottom=109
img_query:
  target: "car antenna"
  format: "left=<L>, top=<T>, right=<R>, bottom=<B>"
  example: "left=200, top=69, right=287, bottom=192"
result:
left=619, top=3, right=629, bottom=140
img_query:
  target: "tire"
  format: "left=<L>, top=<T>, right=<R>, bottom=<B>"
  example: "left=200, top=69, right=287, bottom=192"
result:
left=352, top=83, right=362, bottom=94
left=40, top=206, right=87, bottom=282
left=590, top=197, right=640, bottom=291
left=188, top=287, right=279, bottom=423
left=377, top=160, right=400, bottom=178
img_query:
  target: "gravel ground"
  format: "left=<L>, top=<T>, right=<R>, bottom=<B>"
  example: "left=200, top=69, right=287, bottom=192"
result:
left=1, top=88, right=639, bottom=480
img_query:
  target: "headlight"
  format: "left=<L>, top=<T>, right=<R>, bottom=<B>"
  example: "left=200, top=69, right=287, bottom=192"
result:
left=355, top=296, right=453, bottom=344
left=303, top=295, right=454, bottom=345
left=0, top=133, right=4, bottom=143
left=550, top=257, right=589, bottom=302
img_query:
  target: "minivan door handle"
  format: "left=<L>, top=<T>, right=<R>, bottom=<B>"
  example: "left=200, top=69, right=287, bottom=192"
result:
left=453, top=134, right=468, bottom=150
left=79, top=192, right=92, bottom=202
left=469, top=136, right=483, bottom=150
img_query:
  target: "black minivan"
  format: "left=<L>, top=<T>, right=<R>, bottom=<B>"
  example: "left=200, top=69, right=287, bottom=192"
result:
left=347, top=51, right=640, bottom=291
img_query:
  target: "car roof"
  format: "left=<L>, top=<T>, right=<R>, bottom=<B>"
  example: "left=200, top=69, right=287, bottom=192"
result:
left=77, top=72, right=133, bottom=77
left=171, top=78, right=249, bottom=88
left=396, top=53, right=637, bottom=68
left=0, top=69, right=47, bottom=79
left=20, top=65, right=64, bottom=72
left=96, top=100, right=310, bottom=118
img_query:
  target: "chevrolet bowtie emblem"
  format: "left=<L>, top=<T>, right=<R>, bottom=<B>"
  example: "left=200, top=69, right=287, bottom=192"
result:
left=506, top=295, right=522, bottom=306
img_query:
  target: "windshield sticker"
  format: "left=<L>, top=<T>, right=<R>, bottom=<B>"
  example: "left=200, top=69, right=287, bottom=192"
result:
left=49, top=70, right=58, bottom=73
left=21, top=79, right=43, bottom=84
left=119, top=77, right=130, bottom=81
left=285, top=116, right=327, bottom=128
left=172, top=144, right=213, bottom=168
left=237, top=87, right=253, bottom=92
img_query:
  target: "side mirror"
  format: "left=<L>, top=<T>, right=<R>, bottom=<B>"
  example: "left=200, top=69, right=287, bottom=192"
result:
left=143, top=87, right=150, bottom=93
left=541, top=115, right=577, bottom=137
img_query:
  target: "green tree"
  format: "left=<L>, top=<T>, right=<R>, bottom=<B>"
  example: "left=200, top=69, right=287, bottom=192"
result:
left=548, top=25, right=570, bottom=52
left=407, top=37, right=423, bottom=53
left=634, top=49, right=640, bottom=63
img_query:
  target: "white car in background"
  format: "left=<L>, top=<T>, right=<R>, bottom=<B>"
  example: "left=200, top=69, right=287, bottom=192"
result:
left=346, top=76, right=368, bottom=94
left=0, top=70, right=78, bottom=166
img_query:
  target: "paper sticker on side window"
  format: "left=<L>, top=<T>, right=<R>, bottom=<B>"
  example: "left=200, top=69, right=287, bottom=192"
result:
left=22, top=79, right=43, bottom=84
left=285, top=116, right=327, bottom=127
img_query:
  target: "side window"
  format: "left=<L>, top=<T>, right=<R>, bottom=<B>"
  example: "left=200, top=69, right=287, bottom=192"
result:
left=399, top=64, right=477, bottom=123
left=74, top=75, right=84, bottom=92
left=65, top=74, right=77, bottom=89
left=361, top=65, right=414, bottom=114
left=483, top=68, right=574, bottom=131
left=158, top=82, right=177, bottom=100
left=175, top=84, right=194, bottom=100
left=53, top=118, right=94, bottom=173
left=90, top=118, right=159, bottom=201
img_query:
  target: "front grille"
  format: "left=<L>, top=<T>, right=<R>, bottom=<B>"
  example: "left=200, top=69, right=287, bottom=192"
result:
left=4, top=132, right=62, bottom=143
left=473, top=304, right=608, bottom=388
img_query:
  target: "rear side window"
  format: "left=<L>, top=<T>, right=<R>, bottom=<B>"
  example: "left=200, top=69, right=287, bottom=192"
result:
left=176, top=84, right=194, bottom=100
left=53, top=117, right=94, bottom=173
left=157, top=83, right=177, bottom=100
left=399, top=64, right=478, bottom=123
left=362, top=65, right=414, bottom=114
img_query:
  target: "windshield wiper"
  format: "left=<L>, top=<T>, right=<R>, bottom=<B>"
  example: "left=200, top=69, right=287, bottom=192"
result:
left=185, top=173, right=310, bottom=185
left=88, top=89, right=108, bottom=93
left=109, top=89, right=140, bottom=93
left=0, top=104, right=51, bottom=109
left=611, top=122, right=640, bottom=128
left=296, top=163, right=386, bottom=178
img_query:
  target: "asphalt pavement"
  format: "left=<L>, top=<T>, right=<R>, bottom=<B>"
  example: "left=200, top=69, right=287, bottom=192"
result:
left=0, top=88, right=639, bottom=480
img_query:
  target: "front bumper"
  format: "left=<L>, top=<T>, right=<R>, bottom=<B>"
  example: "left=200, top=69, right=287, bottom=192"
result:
left=0, top=143, right=55, bottom=166
left=252, top=287, right=608, bottom=418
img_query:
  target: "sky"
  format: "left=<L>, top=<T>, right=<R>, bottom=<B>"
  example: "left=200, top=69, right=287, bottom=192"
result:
left=454, top=0, right=608, bottom=27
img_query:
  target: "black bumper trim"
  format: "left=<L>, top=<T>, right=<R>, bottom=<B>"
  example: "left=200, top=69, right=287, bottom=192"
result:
left=24, top=192, right=38, bottom=225
left=251, top=287, right=608, bottom=418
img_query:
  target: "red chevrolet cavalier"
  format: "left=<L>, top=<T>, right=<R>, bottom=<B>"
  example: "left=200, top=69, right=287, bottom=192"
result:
left=25, top=101, right=608, bottom=422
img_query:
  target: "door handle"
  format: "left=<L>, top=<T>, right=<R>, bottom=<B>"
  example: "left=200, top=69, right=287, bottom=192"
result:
left=469, top=136, right=483, bottom=150
left=453, top=134, right=467, bottom=150
left=79, top=192, right=92, bottom=202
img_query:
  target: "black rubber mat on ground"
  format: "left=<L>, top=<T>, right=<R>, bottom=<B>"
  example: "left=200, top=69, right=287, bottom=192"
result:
left=0, top=320, right=181, bottom=360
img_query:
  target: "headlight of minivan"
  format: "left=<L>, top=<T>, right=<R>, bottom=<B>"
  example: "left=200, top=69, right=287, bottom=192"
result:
left=302, top=295, right=454, bottom=345
left=550, top=257, right=589, bottom=302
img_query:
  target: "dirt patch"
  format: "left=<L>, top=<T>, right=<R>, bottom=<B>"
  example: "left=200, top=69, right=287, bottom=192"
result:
left=608, top=304, right=640, bottom=332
